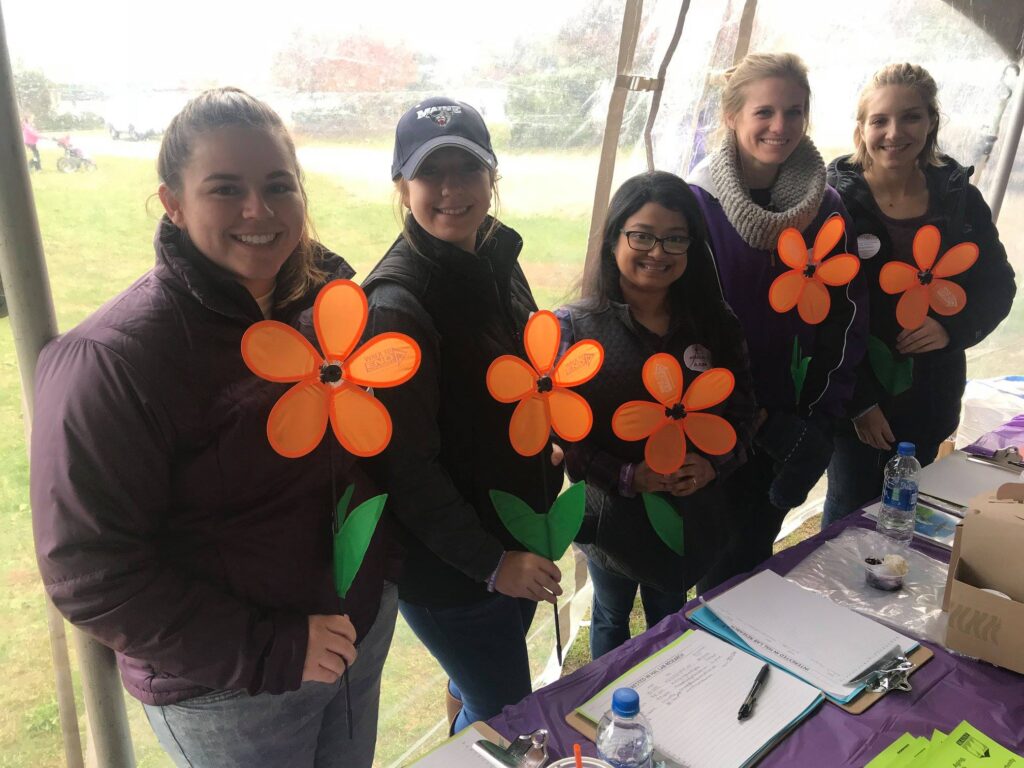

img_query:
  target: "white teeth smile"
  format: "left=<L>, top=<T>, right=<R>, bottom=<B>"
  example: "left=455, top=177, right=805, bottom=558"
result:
left=234, top=233, right=278, bottom=245
left=639, top=262, right=671, bottom=272
left=437, top=206, right=470, bottom=215
left=761, top=138, right=787, bottom=146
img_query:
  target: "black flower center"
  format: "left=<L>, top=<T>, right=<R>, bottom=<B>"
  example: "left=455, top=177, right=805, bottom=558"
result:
left=917, top=269, right=933, bottom=285
left=803, top=264, right=816, bottom=278
left=536, top=375, right=553, bottom=393
left=666, top=403, right=686, bottom=420
left=319, top=363, right=343, bottom=385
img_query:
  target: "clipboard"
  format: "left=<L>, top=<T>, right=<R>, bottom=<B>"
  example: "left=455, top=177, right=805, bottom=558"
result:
left=406, top=721, right=508, bottom=766
left=683, top=606, right=932, bottom=714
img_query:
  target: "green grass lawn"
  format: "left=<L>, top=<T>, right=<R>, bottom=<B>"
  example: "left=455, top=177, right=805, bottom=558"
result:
left=0, top=148, right=591, bottom=768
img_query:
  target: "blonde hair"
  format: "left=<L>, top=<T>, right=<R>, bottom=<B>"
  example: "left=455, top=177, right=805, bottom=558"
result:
left=852, top=63, right=943, bottom=169
left=158, top=87, right=325, bottom=308
left=718, top=52, right=811, bottom=145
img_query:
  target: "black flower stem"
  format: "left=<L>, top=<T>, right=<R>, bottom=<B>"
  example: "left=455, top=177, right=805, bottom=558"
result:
left=539, top=448, right=563, bottom=665
left=328, top=438, right=354, bottom=740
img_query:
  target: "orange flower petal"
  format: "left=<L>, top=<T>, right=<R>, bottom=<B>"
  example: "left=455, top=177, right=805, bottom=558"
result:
left=524, top=310, right=560, bottom=375
left=777, top=228, right=808, bottom=270
left=816, top=254, right=860, bottom=286
left=642, top=353, right=684, bottom=407
left=487, top=356, right=537, bottom=403
left=933, top=242, right=979, bottom=278
left=811, top=216, right=845, bottom=263
left=509, top=395, right=550, bottom=457
left=329, top=384, right=392, bottom=457
left=768, top=270, right=805, bottom=314
left=267, top=379, right=329, bottom=458
left=552, top=340, right=604, bottom=387
left=242, top=322, right=321, bottom=382
left=682, top=368, right=735, bottom=411
left=928, top=279, right=967, bottom=317
left=344, top=332, right=421, bottom=388
left=895, top=285, right=930, bottom=330
left=879, top=262, right=918, bottom=294
left=797, top=278, right=831, bottom=325
left=646, top=422, right=686, bottom=475
left=912, top=225, right=941, bottom=271
left=314, top=280, right=368, bottom=362
left=612, top=401, right=667, bottom=441
left=683, top=412, right=737, bottom=455
left=549, top=388, right=593, bottom=442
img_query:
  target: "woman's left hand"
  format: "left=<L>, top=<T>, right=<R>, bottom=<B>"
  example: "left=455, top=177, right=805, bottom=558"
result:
left=895, top=317, right=950, bottom=355
left=666, top=454, right=716, bottom=497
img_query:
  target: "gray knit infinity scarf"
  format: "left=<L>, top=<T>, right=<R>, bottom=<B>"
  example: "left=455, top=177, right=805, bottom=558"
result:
left=709, top=132, right=827, bottom=251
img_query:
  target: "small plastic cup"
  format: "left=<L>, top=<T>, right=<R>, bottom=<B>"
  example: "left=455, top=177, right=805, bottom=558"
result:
left=864, top=556, right=905, bottom=591
left=546, top=758, right=614, bottom=768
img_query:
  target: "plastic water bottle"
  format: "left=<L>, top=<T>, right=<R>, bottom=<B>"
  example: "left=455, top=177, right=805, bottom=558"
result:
left=594, top=688, right=654, bottom=768
left=876, top=442, right=921, bottom=547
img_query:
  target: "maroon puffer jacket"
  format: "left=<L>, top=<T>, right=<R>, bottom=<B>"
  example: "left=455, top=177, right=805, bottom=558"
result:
left=30, top=218, right=388, bottom=705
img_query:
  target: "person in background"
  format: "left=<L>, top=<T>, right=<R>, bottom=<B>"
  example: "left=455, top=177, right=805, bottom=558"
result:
left=687, top=52, right=868, bottom=585
left=823, top=63, right=1016, bottom=525
left=558, top=171, right=757, bottom=658
left=31, top=88, right=395, bottom=768
left=361, top=98, right=563, bottom=732
left=23, top=114, right=41, bottom=171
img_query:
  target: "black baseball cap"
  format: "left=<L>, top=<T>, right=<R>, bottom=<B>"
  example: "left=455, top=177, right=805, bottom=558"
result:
left=391, top=97, right=497, bottom=181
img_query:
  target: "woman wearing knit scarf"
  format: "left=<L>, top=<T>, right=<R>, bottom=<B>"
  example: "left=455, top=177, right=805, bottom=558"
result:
left=687, top=52, right=868, bottom=587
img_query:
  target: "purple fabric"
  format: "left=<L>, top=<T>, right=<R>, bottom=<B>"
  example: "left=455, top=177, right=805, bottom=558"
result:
left=964, top=412, right=1024, bottom=458
left=488, top=514, right=1024, bottom=765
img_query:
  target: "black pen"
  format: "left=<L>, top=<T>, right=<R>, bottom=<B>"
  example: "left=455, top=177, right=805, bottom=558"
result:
left=737, top=663, right=770, bottom=721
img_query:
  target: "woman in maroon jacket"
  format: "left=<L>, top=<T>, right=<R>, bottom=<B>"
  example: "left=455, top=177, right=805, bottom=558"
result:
left=30, top=89, right=394, bottom=768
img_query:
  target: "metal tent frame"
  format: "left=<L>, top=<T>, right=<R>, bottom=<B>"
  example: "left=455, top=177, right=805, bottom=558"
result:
left=0, top=0, right=1021, bottom=764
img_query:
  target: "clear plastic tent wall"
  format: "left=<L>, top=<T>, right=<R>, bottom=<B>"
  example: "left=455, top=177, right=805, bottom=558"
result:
left=2, top=0, right=1023, bottom=766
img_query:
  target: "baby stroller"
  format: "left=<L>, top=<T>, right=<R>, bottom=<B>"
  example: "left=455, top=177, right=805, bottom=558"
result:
left=56, top=135, right=97, bottom=173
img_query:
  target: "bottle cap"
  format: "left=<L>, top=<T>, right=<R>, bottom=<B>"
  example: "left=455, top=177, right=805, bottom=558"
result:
left=611, top=687, right=639, bottom=717
left=897, top=442, right=916, bottom=456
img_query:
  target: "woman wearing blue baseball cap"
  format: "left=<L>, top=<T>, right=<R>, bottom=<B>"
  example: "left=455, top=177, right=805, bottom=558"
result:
left=361, top=98, right=563, bottom=732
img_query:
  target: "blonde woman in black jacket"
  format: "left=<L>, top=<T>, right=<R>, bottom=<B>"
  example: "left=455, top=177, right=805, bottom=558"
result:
left=823, top=63, right=1016, bottom=526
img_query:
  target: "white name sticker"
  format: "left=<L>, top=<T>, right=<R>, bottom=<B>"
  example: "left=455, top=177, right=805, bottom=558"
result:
left=683, top=344, right=712, bottom=372
left=857, top=234, right=881, bottom=259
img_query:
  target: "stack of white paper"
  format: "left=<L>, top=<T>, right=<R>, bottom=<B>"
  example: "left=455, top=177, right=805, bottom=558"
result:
left=696, top=570, right=917, bottom=701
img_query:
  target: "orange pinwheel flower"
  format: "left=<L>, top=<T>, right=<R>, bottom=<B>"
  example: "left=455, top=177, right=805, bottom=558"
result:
left=241, top=279, right=421, bottom=459
left=879, top=224, right=977, bottom=331
left=768, top=216, right=861, bottom=325
left=612, top=353, right=736, bottom=475
left=486, top=310, right=604, bottom=457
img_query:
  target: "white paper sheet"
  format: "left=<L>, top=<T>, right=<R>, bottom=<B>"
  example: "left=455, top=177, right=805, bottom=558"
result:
left=576, top=630, right=822, bottom=768
left=703, top=570, right=916, bottom=699
left=919, top=450, right=1022, bottom=507
left=408, top=724, right=500, bottom=768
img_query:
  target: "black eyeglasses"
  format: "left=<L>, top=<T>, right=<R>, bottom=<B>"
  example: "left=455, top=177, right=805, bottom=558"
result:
left=621, top=230, right=691, bottom=255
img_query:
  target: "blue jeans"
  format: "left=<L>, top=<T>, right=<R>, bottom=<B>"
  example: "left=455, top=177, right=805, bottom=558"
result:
left=587, top=558, right=687, bottom=660
left=823, top=431, right=940, bottom=528
left=144, top=583, right=398, bottom=768
left=399, top=594, right=536, bottom=733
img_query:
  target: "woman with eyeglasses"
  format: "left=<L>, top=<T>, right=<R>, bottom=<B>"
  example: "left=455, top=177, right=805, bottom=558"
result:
left=556, top=171, right=757, bottom=658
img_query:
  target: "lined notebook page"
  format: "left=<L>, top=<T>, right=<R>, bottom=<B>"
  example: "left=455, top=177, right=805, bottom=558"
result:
left=577, top=630, right=822, bottom=768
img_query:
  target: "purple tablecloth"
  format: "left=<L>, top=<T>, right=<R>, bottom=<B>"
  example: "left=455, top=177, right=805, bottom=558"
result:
left=487, top=514, right=1024, bottom=767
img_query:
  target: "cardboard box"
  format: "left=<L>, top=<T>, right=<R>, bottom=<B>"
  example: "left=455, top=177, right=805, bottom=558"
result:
left=942, top=483, right=1024, bottom=675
